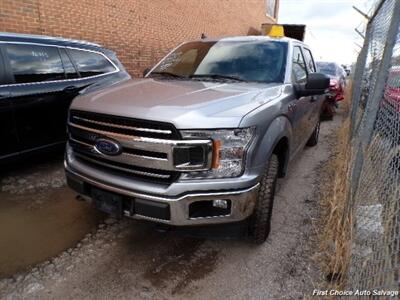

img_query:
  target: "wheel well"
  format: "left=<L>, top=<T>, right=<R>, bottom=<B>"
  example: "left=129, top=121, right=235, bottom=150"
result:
left=273, top=137, right=289, bottom=178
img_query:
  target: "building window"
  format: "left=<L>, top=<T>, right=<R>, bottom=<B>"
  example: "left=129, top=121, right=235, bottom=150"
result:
left=266, top=0, right=277, bottom=18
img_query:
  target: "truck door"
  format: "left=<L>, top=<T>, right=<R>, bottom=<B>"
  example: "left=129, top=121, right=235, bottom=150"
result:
left=302, top=47, right=322, bottom=133
left=290, top=46, right=312, bottom=153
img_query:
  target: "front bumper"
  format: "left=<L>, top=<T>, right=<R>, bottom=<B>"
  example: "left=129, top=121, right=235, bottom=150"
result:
left=65, top=166, right=259, bottom=226
left=327, top=89, right=344, bottom=102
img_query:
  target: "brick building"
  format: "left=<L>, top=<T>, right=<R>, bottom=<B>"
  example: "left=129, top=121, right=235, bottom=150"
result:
left=0, top=0, right=279, bottom=77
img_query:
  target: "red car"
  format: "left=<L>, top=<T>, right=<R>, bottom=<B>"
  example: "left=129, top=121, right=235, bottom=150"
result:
left=378, top=67, right=400, bottom=143
left=383, top=66, right=400, bottom=112
left=316, top=62, right=347, bottom=118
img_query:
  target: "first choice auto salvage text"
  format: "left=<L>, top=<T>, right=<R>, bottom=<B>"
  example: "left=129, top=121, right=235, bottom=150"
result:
left=312, top=289, right=399, bottom=297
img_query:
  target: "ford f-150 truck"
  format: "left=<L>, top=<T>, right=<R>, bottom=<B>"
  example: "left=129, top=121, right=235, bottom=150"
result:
left=65, top=36, right=329, bottom=243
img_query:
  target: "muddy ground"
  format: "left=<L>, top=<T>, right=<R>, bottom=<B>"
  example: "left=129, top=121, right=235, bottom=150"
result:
left=0, top=110, right=343, bottom=300
left=0, top=154, right=105, bottom=279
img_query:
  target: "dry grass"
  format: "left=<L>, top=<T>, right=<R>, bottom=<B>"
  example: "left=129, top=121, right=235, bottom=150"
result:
left=316, top=82, right=400, bottom=292
left=319, top=119, right=352, bottom=285
left=315, top=84, right=353, bottom=289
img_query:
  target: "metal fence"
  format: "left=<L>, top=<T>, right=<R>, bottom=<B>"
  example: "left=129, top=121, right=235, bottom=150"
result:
left=347, top=0, right=400, bottom=296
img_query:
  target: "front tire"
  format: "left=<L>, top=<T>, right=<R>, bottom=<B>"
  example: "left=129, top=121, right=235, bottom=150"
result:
left=248, top=154, right=279, bottom=244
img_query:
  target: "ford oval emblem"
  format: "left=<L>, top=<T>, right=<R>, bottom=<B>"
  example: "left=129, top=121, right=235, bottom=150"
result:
left=94, top=138, right=122, bottom=156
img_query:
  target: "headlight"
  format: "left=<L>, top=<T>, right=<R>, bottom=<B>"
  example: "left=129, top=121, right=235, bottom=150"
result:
left=179, top=127, right=255, bottom=179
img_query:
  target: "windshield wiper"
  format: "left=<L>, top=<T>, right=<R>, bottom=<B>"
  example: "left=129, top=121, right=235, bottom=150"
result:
left=149, top=72, right=248, bottom=82
left=148, top=71, right=188, bottom=79
left=190, top=74, right=247, bottom=82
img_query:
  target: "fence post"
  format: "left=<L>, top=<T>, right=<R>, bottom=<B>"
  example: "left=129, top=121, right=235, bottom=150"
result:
left=350, top=24, right=371, bottom=138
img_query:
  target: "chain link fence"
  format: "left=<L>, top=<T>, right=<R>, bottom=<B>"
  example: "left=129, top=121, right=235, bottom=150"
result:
left=347, top=0, right=400, bottom=296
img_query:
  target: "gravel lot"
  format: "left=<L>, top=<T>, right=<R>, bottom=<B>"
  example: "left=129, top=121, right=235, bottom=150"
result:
left=0, top=111, right=343, bottom=300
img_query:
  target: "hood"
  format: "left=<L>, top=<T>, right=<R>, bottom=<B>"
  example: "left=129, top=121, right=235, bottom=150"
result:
left=71, top=78, right=282, bottom=129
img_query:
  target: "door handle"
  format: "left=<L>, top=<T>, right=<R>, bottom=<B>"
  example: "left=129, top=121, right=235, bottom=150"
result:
left=63, top=86, right=79, bottom=93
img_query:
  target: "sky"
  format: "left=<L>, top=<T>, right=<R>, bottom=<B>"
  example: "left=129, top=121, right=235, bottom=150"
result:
left=278, top=0, right=378, bottom=65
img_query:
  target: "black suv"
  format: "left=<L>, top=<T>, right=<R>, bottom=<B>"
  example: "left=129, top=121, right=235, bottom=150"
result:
left=0, top=32, right=130, bottom=161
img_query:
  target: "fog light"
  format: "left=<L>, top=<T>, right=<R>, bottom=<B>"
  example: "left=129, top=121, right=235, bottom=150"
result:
left=189, top=200, right=231, bottom=218
left=213, top=199, right=228, bottom=209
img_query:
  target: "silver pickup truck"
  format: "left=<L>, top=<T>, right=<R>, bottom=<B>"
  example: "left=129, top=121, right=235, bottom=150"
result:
left=65, top=36, right=329, bottom=243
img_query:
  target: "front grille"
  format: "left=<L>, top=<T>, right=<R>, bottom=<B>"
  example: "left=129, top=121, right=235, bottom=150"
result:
left=69, top=110, right=180, bottom=139
left=68, top=110, right=181, bottom=184
left=74, top=150, right=180, bottom=184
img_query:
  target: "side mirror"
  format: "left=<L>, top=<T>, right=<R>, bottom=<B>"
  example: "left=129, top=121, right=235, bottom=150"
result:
left=143, top=68, right=151, bottom=77
left=296, top=73, right=330, bottom=97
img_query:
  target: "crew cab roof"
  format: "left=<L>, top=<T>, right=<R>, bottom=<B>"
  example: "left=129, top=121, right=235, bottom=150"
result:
left=0, top=32, right=104, bottom=52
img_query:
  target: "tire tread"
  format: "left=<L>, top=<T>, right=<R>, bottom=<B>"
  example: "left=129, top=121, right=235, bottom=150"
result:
left=249, top=154, right=279, bottom=244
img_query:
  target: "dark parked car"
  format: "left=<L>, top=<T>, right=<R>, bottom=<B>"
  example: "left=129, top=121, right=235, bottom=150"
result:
left=0, top=32, right=130, bottom=162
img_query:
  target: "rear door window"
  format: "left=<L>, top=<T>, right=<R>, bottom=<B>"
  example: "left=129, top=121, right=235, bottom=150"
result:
left=5, top=44, right=65, bottom=84
left=67, top=48, right=115, bottom=78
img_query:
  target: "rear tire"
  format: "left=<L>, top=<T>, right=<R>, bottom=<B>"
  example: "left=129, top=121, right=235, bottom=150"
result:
left=248, top=154, right=279, bottom=244
left=321, top=99, right=336, bottom=120
left=307, top=120, right=320, bottom=147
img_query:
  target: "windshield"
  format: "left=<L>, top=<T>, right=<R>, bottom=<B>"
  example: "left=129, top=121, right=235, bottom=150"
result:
left=316, top=62, right=337, bottom=77
left=150, top=40, right=288, bottom=83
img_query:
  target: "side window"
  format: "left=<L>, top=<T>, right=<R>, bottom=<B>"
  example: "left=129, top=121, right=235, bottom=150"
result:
left=292, top=46, right=307, bottom=83
left=5, top=44, right=65, bottom=84
left=60, top=48, right=79, bottom=79
left=303, top=48, right=316, bottom=73
left=67, top=49, right=115, bottom=78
